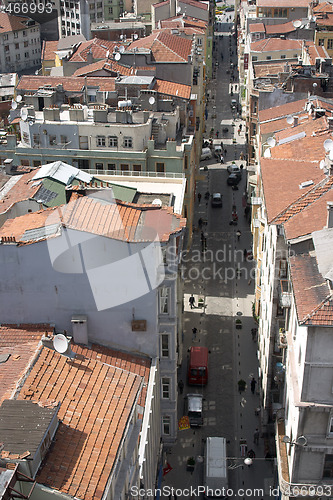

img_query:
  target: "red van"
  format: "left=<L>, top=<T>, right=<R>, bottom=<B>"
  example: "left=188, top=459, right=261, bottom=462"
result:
left=188, top=346, right=208, bottom=386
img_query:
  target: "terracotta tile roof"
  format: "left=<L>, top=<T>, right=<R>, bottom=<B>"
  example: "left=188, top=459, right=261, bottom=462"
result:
left=69, top=39, right=118, bottom=63
left=304, top=299, right=333, bottom=326
left=259, top=112, right=309, bottom=136
left=259, top=98, right=308, bottom=123
left=159, top=16, right=207, bottom=28
left=0, top=197, right=186, bottom=244
left=257, top=0, right=310, bottom=6
left=0, top=324, right=53, bottom=404
left=249, top=22, right=265, bottom=33
left=158, top=26, right=205, bottom=35
left=128, top=31, right=193, bottom=62
left=265, top=20, right=297, bottom=34
left=17, top=75, right=115, bottom=93
left=73, top=58, right=132, bottom=77
left=269, top=129, right=331, bottom=162
left=179, top=0, right=208, bottom=10
left=314, top=1, right=333, bottom=12
left=0, top=170, right=41, bottom=214
left=18, top=343, right=150, bottom=500
left=304, top=41, right=329, bottom=64
left=154, top=0, right=170, bottom=8
left=153, top=78, right=191, bottom=99
left=274, top=115, right=328, bottom=143
left=315, top=12, right=333, bottom=26
left=41, top=40, right=58, bottom=61
left=253, top=61, right=286, bottom=78
left=289, top=253, right=331, bottom=323
left=0, top=13, right=28, bottom=34
left=260, top=158, right=324, bottom=223
left=250, top=38, right=302, bottom=53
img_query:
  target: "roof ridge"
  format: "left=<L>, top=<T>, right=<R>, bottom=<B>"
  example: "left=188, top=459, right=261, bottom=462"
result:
left=300, top=292, right=333, bottom=324
left=156, top=31, right=188, bottom=60
left=272, top=175, right=333, bottom=224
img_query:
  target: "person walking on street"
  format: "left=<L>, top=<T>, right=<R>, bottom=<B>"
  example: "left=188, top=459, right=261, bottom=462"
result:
left=189, top=294, right=195, bottom=309
left=236, top=229, right=241, bottom=241
left=251, top=377, right=257, bottom=394
left=253, top=428, right=259, bottom=445
left=251, top=328, right=257, bottom=341
left=220, top=155, right=224, bottom=164
left=216, top=130, right=219, bottom=138
left=198, top=192, right=201, bottom=204
left=178, top=380, right=184, bottom=394
left=192, top=327, right=197, bottom=340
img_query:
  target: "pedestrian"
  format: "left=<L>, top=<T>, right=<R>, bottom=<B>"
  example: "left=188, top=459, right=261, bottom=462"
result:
left=238, top=126, right=241, bottom=135
left=189, top=294, right=195, bottom=309
left=250, top=377, right=257, bottom=394
left=251, top=328, right=257, bottom=341
left=221, top=53, right=223, bottom=60
left=198, top=192, right=201, bottom=203
left=192, top=327, right=197, bottom=340
left=220, top=141, right=223, bottom=149
left=240, top=151, right=244, bottom=160
left=236, top=229, right=241, bottom=241
left=239, top=123, right=242, bottom=131
left=178, top=379, right=184, bottom=394
left=198, top=217, right=203, bottom=228
left=240, top=164, right=244, bottom=170
left=216, top=130, right=219, bottom=138
left=243, top=248, right=247, bottom=259
left=224, top=147, right=227, bottom=155
left=247, top=449, right=256, bottom=459
left=238, top=379, right=246, bottom=393
left=253, top=428, right=259, bottom=445
left=220, top=155, right=224, bottom=164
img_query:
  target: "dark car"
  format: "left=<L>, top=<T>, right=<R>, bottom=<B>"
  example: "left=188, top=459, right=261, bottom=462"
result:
left=227, top=173, right=241, bottom=186
left=225, top=6, right=235, bottom=11
left=211, top=193, right=223, bottom=207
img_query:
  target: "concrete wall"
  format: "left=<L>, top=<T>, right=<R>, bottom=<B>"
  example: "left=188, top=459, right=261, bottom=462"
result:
left=0, top=199, right=42, bottom=228
left=0, top=24, right=41, bottom=74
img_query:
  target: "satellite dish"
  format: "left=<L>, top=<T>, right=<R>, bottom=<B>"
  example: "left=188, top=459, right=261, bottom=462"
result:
left=35, top=70, right=39, bottom=75
left=120, top=34, right=123, bottom=40
left=286, top=115, right=293, bottom=125
left=263, top=147, right=271, bottom=158
left=20, top=108, right=28, bottom=121
left=320, top=159, right=326, bottom=169
left=106, top=50, right=109, bottom=58
left=324, top=138, right=333, bottom=151
left=313, top=82, right=318, bottom=88
left=119, top=45, right=125, bottom=53
left=267, top=137, right=276, bottom=147
left=282, top=436, right=291, bottom=443
left=177, top=5, right=181, bottom=12
left=16, top=95, right=22, bottom=103
left=114, top=45, right=119, bottom=52
left=296, top=435, right=307, bottom=446
left=149, top=96, right=155, bottom=105
left=53, top=334, right=69, bottom=354
left=293, top=20, right=302, bottom=28
left=28, top=120, right=34, bottom=127
left=329, top=149, right=333, bottom=161
left=114, top=52, right=121, bottom=61
left=11, top=101, right=17, bottom=110
left=152, top=198, right=162, bottom=206
left=133, top=33, right=138, bottom=40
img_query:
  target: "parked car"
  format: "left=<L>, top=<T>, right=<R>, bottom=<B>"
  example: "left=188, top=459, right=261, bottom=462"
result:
left=211, top=193, right=223, bottom=207
left=185, top=393, right=203, bottom=427
left=227, top=174, right=241, bottom=186
left=225, top=5, right=234, bottom=11
left=214, top=144, right=223, bottom=158
left=227, top=164, right=242, bottom=175
left=201, top=147, right=213, bottom=161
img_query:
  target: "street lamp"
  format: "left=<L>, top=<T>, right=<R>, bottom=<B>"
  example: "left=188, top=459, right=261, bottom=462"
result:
left=282, top=435, right=307, bottom=447
left=228, top=457, right=253, bottom=469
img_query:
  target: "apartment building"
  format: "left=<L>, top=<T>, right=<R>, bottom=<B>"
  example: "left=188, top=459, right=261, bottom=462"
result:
left=0, top=13, right=41, bottom=73
left=0, top=325, right=161, bottom=499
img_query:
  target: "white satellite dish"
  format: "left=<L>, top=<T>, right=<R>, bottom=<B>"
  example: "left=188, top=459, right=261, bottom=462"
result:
left=329, top=149, right=333, bottom=161
left=20, top=108, right=28, bottom=121
left=263, top=147, right=271, bottom=158
left=119, top=45, right=125, bottom=53
left=267, top=137, right=276, bottom=147
left=324, top=138, right=333, bottom=151
left=133, top=33, right=138, bottom=40
left=16, top=95, right=22, bottom=103
left=320, top=159, right=326, bottom=169
left=286, top=115, right=293, bottom=125
left=28, top=120, right=34, bottom=127
left=53, top=334, right=69, bottom=354
left=120, top=34, right=123, bottom=40
left=149, top=96, right=155, bottom=105
left=293, top=20, right=302, bottom=28
left=177, top=5, right=181, bottom=12
left=11, top=101, right=17, bottom=110
left=106, top=50, right=109, bottom=58
left=114, top=52, right=121, bottom=61
left=152, top=198, right=162, bottom=206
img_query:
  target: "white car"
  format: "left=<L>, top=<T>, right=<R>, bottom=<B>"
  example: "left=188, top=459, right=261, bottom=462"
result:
left=227, top=164, right=242, bottom=175
left=201, top=147, right=213, bottom=160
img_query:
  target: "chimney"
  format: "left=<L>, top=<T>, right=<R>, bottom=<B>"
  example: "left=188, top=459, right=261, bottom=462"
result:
left=327, top=201, right=333, bottom=228
left=328, top=117, right=333, bottom=131
left=293, top=116, right=298, bottom=127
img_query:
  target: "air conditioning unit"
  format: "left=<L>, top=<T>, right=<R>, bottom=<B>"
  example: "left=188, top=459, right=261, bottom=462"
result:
left=131, top=320, right=147, bottom=331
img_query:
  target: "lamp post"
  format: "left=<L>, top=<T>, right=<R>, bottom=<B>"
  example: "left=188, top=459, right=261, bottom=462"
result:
left=282, top=435, right=307, bottom=447
left=228, top=457, right=253, bottom=470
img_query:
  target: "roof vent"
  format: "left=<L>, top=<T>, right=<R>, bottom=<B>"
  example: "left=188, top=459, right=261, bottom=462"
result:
left=299, top=180, right=314, bottom=189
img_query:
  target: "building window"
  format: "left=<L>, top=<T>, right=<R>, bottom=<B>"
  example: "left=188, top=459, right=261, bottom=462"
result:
left=3, top=34, right=8, bottom=41
left=23, top=30, right=26, bottom=36
left=22, top=132, right=29, bottom=144
left=162, top=415, right=171, bottom=435
left=15, top=43, right=19, bottom=50
left=329, top=417, right=333, bottom=435
left=88, top=94, right=96, bottom=102
left=25, top=52, right=29, bottom=58
left=328, top=39, right=333, bottom=50
left=109, top=6, right=113, bottom=13
left=89, top=3, right=95, bottom=9
left=123, top=137, right=132, bottom=148
left=133, top=164, right=141, bottom=173
left=120, top=164, right=129, bottom=171
left=97, top=11, right=102, bottom=18
left=162, top=378, right=170, bottom=399
left=323, top=455, right=333, bottom=478
left=16, top=54, right=20, bottom=60
left=97, top=136, right=106, bottom=147
left=253, top=100, right=258, bottom=114
left=4, top=45, right=9, bottom=52
left=252, top=56, right=258, bottom=62
left=60, top=135, right=67, bottom=144
left=33, top=134, right=40, bottom=145
left=161, top=334, right=169, bottom=358
left=108, top=136, right=118, bottom=147
left=5, top=56, right=10, bottom=62
left=14, top=32, right=18, bottom=39
left=197, top=38, right=202, bottom=46
left=107, top=163, right=116, bottom=170
left=33, top=160, right=42, bottom=167
left=95, top=163, right=103, bottom=170
left=90, top=13, right=95, bottom=20
left=21, top=159, right=30, bottom=167
left=24, top=41, right=28, bottom=47
left=156, top=162, right=165, bottom=173
left=159, top=287, right=170, bottom=314
left=280, top=54, right=286, bottom=59
left=319, top=39, right=325, bottom=47
left=49, top=135, right=57, bottom=146
left=266, top=55, right=272, bottom=60
left=97, top=1, right=102, bottom=7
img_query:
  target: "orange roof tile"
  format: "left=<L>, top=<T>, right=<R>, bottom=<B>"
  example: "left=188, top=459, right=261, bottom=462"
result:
left=316, top=12, right=333, bottom=26
left=18, top=343, right=150, bottom=500
left=265, top=20, right=297, bottom=34
left=269, top=130, right=331, bottom=162
left=274, top=115, right=328, bottom=143
left=0, top=170, right=41, bottom=214
left=73, top=58, right=132, bottom=77
left=260, top=158, right=324, bottom=223
left=250, top=38, right=302, bottom=53
left=304, top=41, right=329, bottom=64
left=153, top=78, right=191, bottom=99
left=159, top=16, right=207, bottom=29
left=253, top=61, right=286, bottom=78
left=259, top=98, right=308, bottom=123
left=17, top=76, right=115, bottom=93
left=313, top=1, right=333, bottom=13
left=304, top=299, right=333, bottom=326
left=179, top=0, right=208, bottom=10
left=128, top=31, right=193, bottom=62
left=0, top=324, right=53, bottom=404
left=249, top=23, right=265, bottom=33
left=69, top=39, right=118, bottom=63
left=257, top=0, right=310, bottom=6
left=0, top=13, right=29, bottom=34
left=41, top=40, right=58, bottom=61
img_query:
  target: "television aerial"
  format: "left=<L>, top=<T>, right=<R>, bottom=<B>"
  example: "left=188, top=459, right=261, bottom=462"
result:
left=119, top=45, right=125, bottom=54
left=20, top=108, right=28, bottom=121
left=149, top=96, right=155, bottom=105
left=114, top=52, right=121, bottom=61
left=16, top=95, right=22, bottom=103
left=293, top=20, right=302, bottom=28
left=323, top=138, right=333, bottom=151
left=11, top=100, right=17, bottom=110
left=267, top=137, right=276, bottom=147
left=286, top=115, right=293, bottom=125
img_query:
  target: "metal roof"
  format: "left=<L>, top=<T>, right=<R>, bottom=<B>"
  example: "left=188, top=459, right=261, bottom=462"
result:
left=32, top=161, right=93, bottom=186
left=21, top=223, right=60, bottom=242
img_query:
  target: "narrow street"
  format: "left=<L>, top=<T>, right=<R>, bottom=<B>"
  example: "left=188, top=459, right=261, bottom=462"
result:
left=161, top=21, right=275, bottom=500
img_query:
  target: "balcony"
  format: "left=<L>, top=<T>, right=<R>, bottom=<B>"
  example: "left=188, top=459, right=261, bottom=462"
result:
left=279, top=280, right=291, bottom=308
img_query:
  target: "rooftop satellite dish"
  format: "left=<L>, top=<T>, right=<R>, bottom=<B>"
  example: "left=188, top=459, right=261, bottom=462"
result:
left=286, top=115, right=293, bottom=125
left=53, top=334, right=69, bottom=354
left=28, top=120, right=34, bottom=127
left=106, top=50, right=109, bottom=58
left=320, top=159, right=326, bottom=169
left=120, top=34, right=123, bottom=40
left=293, top=20, right=302, bottom=28
left=267, top=137, right=276, bottom=147
left=324, top=138, right=333, bottom=151
left=133, top=33, right=138, bottom=40
left=177, top=5, right=181, bottom=12
left=20, top=108, right=28, bottom=121
left=149, top=96, right=155, bottom=105
left=329, top=149, right=333, bottom=161
left=11, top=100, right=17, bottom=110
left=313, top=82, right=318, bottom=88
left=263, top=147, right=271, bottom=158
left=35, top=70, right=39, bottom=75
left=114, top=45, right=119, bottom=52
left=152, top=198, right=162, bottom=206
left=114, top=52, right=121, bottom=61
left=16, top=95, right=22, bottom=103
left=119, top=45, right=125, bottom=53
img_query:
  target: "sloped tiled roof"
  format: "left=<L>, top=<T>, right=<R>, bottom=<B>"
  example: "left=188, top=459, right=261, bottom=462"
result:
left=260, top=158, right=324, bottom=223
left=289, top=253, right=331, bottom=324
left=251, top=38, right=302, bottom=53
left=313, top=1, right=333, bottom=13
left=41, top=40, right=58, bottom=61
left=304, top=41, right=329, bottom=64
left=127, top=31, right=193, bottom=62
left=153, top=78, right=191, bottom=99
left=159, top=16, right=207, bottom=29
left=0, top=13, right=28, bottom=34
left=249, top=23, right=265, bottom=33
left=0, top=324, right=53, bottom=404
left=304, top=299, right=333, bottom=326
left=69, top=39, right=118, bottom=63
left=17, top=75, right=116, bottom=92
left=253, top=61, right=286, bottom=78
left=73, top=58, right=132, bottom=77
left=0, top=170, right=41, bottom=214
left=265, top=20, right=297, bottom=34
left=269, top=130, right=331, bottom=162
left=18, top=343, right=150, bottom=500
left=259, top=98, right=308, bottom=123
left=179, top=0, right=208, bottom=10
left=257, top=0, right=310, bottom=6
left=315, top=12, right=333, bottom=26
left=274, top=115, right=328, bottom=143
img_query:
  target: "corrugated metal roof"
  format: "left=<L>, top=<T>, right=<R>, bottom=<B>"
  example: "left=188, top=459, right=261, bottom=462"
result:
left=32, top=161, right=93, bottom=186
left=21, top=223, right=60, bottom=242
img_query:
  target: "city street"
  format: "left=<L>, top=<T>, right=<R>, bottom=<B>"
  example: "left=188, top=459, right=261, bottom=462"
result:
left=161, top=22, right=275, bottom=500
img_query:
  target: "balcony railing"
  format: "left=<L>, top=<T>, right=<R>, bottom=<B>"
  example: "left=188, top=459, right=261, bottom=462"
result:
left=279, top=280, right=291, bottom=308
